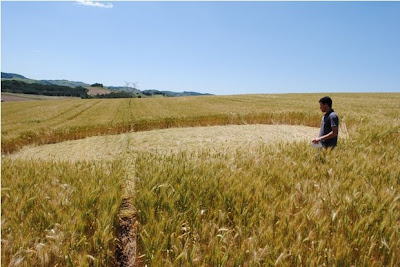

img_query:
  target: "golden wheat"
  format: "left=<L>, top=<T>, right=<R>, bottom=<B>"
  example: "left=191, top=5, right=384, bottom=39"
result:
left=1, top=159, right=123, bottom=266
left=2, top=93, right=399, bottom=265
left=133, top=125, right=399, bottom=265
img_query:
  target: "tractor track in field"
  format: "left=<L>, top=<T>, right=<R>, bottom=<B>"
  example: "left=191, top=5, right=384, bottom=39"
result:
left=116, top=155, right=140, bottom=267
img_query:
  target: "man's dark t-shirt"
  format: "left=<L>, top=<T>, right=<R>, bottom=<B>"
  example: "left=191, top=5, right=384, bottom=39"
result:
left=319, top=109, right=339, bottom=147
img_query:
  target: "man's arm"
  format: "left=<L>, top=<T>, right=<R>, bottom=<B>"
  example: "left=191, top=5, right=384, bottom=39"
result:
left=312, top=126, right=338, bottom=143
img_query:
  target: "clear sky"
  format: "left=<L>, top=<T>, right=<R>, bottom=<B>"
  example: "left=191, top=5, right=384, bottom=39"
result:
left=2, top=1, right=400, bottom=95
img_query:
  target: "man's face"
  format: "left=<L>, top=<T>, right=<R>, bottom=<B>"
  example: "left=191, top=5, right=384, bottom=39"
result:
left=319, top=103, right=329, bottom=113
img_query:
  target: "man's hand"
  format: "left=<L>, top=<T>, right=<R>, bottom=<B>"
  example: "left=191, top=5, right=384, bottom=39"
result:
left=313, top=127, right=338, bottom=144
left=312, top=137, right=321, bottom=144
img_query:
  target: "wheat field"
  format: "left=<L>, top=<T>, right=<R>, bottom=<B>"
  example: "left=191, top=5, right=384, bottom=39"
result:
left=1, top=93, right=356, bottom=154
left=1, top=93, right=399, bottom=266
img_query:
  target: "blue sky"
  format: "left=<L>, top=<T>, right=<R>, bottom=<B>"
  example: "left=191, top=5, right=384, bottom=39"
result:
left=2, top=1, right=400, bottom=95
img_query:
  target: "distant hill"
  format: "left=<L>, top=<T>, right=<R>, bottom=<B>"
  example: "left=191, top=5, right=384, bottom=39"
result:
left=142, top=89, right=212, bottom=97
left=2, top=72, right=90, bottom=88
left=110, top=87, right=212, bottom=97
left=1, top=73, right=26, bottom=79
left=2, top=72, right=40, bottom=84
left=40, top=80, right=89, bottom=88
left=1, top=80, right=88, bottom=98
left=108, top=86, right=141, bottom=94
left=171, top=91, right=213, bottom=97
left=1, top=72, right=212, bottom=97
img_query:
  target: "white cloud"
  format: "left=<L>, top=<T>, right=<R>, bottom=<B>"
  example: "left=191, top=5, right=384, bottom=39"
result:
left=76, top=0, right=113, bottom=9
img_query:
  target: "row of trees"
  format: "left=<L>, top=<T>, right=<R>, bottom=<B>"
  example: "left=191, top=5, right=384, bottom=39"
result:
left=91, top=83, right=103, bottom=87
left=2, top=80, right=89, bottom=98
left=91, top=91, right=140, bottom=99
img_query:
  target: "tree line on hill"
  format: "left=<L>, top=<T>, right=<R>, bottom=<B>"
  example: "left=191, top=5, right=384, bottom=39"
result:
left=91, top=83, right=103, bottom=87
left=2, top=72, right=213, bottom=98
left=1, top=80, right=140, bottom=99
left=90, top=91, right=139, bottom=99
left=1, top=80, right=89, bottom=98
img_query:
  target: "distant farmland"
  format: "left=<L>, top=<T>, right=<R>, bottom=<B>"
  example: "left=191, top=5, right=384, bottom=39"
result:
left=2, top=93, right=399, bottom=266
left=84, top=86, right=112, bottom=96
left=1, top=92, right=77, bottom=102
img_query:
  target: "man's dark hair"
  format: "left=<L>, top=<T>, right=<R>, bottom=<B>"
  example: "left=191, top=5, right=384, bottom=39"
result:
left=319, top=96, right=332, bottom=108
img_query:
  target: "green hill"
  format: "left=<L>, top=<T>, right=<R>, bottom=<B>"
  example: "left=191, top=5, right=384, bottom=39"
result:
left=1, top=72, right=89, bottom=88
left=39, top=79, right=89, bottom=87
left=1, top=73, right=26, bottom=79
left=1, top=80, right=88, bottom=98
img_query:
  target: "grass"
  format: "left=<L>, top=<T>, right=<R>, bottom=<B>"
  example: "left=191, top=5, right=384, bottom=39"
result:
left=2, top=93, right=399, bottom=266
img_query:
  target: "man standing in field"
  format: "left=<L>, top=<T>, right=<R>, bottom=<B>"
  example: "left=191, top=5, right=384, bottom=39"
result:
left=312, top=96, right=339, bottom=149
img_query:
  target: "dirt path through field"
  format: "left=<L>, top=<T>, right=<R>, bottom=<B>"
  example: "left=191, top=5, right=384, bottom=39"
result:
left=116, top=153, right=139, bottom=267
left=7, top=124, right=320, bottom=266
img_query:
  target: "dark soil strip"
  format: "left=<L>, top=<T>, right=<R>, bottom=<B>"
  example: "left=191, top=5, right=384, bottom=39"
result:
left=116, top=199, right=140, bottom=267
